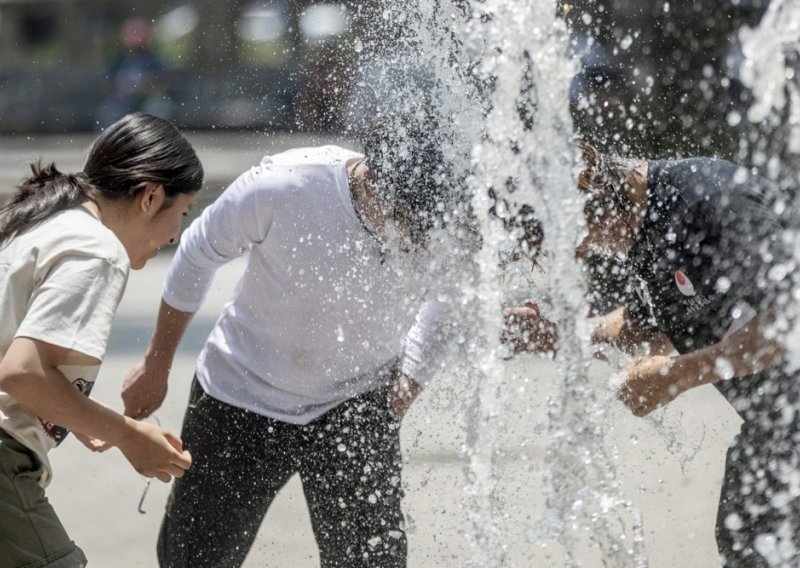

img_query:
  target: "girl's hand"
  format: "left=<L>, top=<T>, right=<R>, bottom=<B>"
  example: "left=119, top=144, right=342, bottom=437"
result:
left=116, top=419, right=192, bottom=482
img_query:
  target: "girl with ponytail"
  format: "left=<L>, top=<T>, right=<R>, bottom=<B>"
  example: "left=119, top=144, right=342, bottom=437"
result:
left=0, top=113, right=202, bottom=567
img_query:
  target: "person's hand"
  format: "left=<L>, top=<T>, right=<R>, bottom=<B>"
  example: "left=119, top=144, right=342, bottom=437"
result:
left=590, top=307, right=675, bottom=358
left=617, top=355, right=683, bottom=417
left=387, top=373, right=422, bottom=421
left=74, top=431, right=111, bottom=452
left=122, top=358, right=169, bottom=419
left=501, top=301, right=559, bottom=354
left=589, top=307, right=624, bottom=346
left=116, top=419, right=192, bottom=483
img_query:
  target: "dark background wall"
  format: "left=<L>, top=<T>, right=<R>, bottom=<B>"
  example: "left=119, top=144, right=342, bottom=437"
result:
left=1, top=0, right=794, bottom=181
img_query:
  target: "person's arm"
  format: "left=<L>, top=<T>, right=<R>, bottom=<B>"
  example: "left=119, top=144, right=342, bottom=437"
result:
left=501, top=304, right=672, bottom=357
left=122, top=165, right=274, bottom=418
left=502, top=301, right=559, bottom=354
left=74, top=396, right=126, bottom=452
left=589, top=306, right=674, bottom=357
left=392, top=296, right=456, bottom=419
left=618, top=313, right=783, bottom=416
left=387, top=371, right=423, bottom=420
left=0, top=337, right=191, bottom=481
left=122, top=300, right=194, bottom=419
left=618, top=187, right=792, bottom=416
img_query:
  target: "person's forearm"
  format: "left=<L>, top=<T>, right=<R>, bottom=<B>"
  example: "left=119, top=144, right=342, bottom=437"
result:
left=670, top=316, right=784, bottom=389
left=401, top=297, right=455, bottom=387
left=388, top=372, right=422, bottom=420
left=121, top=299, right=195, bottom=419
left=617, top=327, right=674, bottom=357
left=144, top=299, right=195, bottom=368
left=1, top=365, right=136, bottom=445
left=590, top=307, right=672, bottom=356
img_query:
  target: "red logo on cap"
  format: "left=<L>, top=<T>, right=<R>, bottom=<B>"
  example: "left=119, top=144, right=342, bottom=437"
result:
left=674, top=270, right=695, bottom=296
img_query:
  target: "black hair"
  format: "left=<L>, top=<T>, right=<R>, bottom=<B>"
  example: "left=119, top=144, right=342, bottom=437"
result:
left=345, top=52, right=468, bottom=247
left=361, top=109, right=460, bottom=246
left=0, top=113, right=203, bottom=243
left=576, top=138, right=642, bottom=214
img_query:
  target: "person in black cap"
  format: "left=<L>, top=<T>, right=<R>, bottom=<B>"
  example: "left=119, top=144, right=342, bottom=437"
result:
left=505, top=141, right=799, bottom=566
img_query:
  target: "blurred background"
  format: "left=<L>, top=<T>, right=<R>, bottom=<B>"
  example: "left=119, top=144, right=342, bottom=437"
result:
left=0, top=0, right=784, bottom=150
left=0, top=0, right=365, bottom=133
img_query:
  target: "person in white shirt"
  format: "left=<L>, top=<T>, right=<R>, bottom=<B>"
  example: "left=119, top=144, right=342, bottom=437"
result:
left=0, top=113, right=200, bottom=568
left=122, top=115, right=460, bottom=567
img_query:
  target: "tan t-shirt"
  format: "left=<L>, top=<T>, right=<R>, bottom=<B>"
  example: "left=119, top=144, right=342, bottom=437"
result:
left=0, top=207, right=129, bottom=486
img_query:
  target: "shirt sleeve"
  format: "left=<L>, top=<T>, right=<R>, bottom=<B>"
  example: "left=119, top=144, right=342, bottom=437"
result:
left=400, top=294, right=457, bottom=388
left=16, top=256, right=128, bottom=360
left=162, top=165, right=274, bottom=312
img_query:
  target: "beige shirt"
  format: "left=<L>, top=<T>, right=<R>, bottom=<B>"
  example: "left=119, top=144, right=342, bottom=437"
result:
left=0, top=207, right=129, bottom=486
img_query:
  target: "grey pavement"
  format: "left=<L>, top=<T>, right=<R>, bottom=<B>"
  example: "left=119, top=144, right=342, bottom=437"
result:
left=3, top=133, right=742, bottom=566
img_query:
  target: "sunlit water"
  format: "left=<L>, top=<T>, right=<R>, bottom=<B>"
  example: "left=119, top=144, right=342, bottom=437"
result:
left=349, top=1, right=645, bottom=565
left=460, top=3, right=645, bottom=566
left=347, top=0, right=800, bottom=565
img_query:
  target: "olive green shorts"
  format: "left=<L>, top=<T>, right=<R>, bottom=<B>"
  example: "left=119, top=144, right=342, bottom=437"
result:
left=0, top=429, right=86, bottom=567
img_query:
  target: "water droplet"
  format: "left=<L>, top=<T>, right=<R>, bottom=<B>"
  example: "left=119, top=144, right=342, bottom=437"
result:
left=715, top=357, right=734, bottom=380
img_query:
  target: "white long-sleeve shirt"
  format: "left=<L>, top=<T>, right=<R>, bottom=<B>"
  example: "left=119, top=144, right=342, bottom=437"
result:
left=164, top=146, right=453, bottom=424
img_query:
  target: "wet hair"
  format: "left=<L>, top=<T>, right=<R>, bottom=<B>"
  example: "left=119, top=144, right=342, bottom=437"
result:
left=361, top=110, right=459, bottom=246
left=348, top=55, right=465, bottom=247
left=0, top=113, right=203, bottom=243
left=489, top=140, right=640, bottom=265
left=576, top=138, right=642, bottom=216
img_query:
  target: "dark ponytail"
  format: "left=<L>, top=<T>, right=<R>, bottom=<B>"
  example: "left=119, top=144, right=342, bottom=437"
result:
left=0, top=112, right=203, bottom=244
left=0, top=162, right=96, bottom=243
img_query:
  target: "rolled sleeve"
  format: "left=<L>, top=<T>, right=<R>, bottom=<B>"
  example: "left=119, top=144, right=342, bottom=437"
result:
left=400, top=295, right=456, bottom=388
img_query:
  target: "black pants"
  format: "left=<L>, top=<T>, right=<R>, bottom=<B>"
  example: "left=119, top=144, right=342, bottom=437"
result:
left=158, top=377, right=406, bottom=568
left=715, top=370, right=800, bottom=566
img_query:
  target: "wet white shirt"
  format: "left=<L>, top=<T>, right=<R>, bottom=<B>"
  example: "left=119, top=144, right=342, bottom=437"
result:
left=163, top=146, right=453, bottom=424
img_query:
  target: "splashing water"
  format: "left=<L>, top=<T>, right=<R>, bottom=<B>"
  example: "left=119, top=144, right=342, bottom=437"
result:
left=355, top=0, right=649, bottom=565
left=743, top=0, right=800, bottom=381
left=342, top=0, right=800, bottom=564
left=738, top=4, right=800, bottom=563
left=460, top=3, right=646, bottom=565
left=738, top=0, right=800, bottom=139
